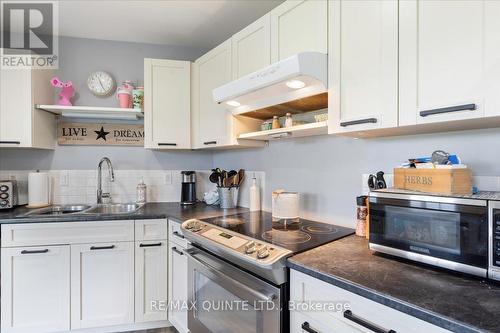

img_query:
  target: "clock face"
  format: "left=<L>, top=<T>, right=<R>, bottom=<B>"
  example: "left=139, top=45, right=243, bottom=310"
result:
left=87, top=71, right=116, bottom=96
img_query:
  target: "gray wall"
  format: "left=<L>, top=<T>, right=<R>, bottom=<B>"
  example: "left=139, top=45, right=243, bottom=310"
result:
left=0, top=36, right=212, bottom=171
left=213, top=127, right=500, bottom=227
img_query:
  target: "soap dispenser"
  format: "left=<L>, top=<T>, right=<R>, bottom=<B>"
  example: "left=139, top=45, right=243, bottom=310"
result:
left=136, top=177, right=147, bottom=204
left=249, top=173, right=260, bottom=211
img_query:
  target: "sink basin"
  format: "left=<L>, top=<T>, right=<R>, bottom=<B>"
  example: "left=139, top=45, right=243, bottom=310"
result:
left=83, top=203, right=143, bottom=215
left=24, top=205, right=92, bottom=216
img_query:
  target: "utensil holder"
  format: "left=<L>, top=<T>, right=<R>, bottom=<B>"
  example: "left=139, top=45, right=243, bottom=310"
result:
left=218, top=187, right=239, bottom=209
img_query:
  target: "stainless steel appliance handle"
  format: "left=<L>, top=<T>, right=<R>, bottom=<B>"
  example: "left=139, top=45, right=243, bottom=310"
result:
left=343, top=310, right=396, bottom=333
left=185, top=249, right=276, bottom=302
left=301, top=322, right=321, bottom=333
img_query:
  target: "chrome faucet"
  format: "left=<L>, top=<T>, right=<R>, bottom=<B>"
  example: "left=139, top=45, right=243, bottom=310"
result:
left=97, top=157, right=115, bottom=204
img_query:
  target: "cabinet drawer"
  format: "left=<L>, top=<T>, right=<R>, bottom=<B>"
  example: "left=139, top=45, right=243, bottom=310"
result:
left=135, top=219, right=167, bottom=241
left=290, top=270, right=451, bottom=333
left=290, top=309, right=363, bottom=333
left=1, top=221, right=134, bottom=247
left=168, top=220, right=188, bottom=247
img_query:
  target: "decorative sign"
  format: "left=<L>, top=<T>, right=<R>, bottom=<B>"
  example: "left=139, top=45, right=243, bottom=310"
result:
left=58, top=122, right=144, bottom=146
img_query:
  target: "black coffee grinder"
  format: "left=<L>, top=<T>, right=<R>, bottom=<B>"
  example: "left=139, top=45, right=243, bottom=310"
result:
left=180, top=171, right=197, bottom=205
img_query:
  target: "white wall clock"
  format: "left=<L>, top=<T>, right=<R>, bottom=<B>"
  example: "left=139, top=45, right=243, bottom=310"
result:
left=87, top=71, right=116, bottom=96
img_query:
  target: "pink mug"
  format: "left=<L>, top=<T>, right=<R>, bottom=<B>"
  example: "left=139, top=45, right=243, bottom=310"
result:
left=117, top=91, right=131, bottom=108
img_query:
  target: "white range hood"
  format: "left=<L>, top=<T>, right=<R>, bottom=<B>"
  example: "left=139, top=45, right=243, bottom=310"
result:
left=213, top=52, right=327, bottom=116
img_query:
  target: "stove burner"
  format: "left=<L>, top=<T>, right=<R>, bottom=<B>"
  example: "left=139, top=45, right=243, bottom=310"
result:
left=261, top=229, right=311, bottom=245
left=301, top=224, right=338, bottom=234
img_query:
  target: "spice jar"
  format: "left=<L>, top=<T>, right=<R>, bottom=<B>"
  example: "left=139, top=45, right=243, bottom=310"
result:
left=285, top=113, right=293, bottom=128
left=356, top=196, right=368, bottom=237
left=272, top=115, right=280, bottom=129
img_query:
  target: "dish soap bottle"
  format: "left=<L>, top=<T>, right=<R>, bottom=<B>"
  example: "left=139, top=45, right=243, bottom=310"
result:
left=137, top=177, right=147, bottom=204
left=249, top=174, right=260, bottom=211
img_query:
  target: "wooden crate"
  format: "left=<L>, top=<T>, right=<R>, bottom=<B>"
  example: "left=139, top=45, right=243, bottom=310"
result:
left=393, top=168, right=472, bottom=195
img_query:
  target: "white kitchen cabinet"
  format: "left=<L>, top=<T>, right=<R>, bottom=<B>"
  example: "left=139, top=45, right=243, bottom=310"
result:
left=270, top=0, right=328, bottom=62
left=168, top=242, right=189, bottom=333
left=329, top=0, right=399, bottom=134
left=290, top=269, right=451, bottom=333
left=192, top=40, right=263, bottom=149
left=290, top=310, right=363, bottom=333
left=232, top=13, right=271, bottom=79
left=0, top=63, right=56, bottom=149
left=144, top=58, right=191, bottom=149
left=1, top=245, right=70, bottom=333
left=70, top=242, right=135, bottom=329
left=135, top=240, right=168, bottom=322
left=399, top=0, right=500, bottom=125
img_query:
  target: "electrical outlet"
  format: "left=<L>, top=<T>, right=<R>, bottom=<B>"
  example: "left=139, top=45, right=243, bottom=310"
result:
left=164, top=171, right=172, bottom=185
left=60, top=171, right=69, bottom=187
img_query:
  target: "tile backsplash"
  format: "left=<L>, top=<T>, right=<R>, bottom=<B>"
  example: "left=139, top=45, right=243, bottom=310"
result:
left=0, top=170, right=265, bottom=208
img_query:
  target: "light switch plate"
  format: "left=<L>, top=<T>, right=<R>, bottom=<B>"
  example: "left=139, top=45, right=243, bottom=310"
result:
left=60, top=171, right=69, bottom=187
left=164, top=171, right=172, bottom=185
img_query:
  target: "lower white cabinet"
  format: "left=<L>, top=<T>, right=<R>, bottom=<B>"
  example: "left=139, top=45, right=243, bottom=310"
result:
left=1, top=245, right=70, bottom=333
left=135, top=240, right=168, bottom=322
left=290, top=309, right=363, bottom=333
left=70, top=242, right=135, bottom=329
left=168, top=239, right=189, bottom=333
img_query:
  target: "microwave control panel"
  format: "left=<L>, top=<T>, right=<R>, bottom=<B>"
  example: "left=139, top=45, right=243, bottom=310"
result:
left=494, top=210, right=500, bottom=267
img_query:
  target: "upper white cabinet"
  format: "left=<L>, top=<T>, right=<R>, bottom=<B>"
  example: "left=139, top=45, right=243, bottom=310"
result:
left=0, top=65, right=56, bottom=149
left=400, top=0, right=500, bottom=125
left=232, top=14, right=271, bottom=79
left=1, top=245, right=70, bottom=333
left=270, top=0, right=328, bottom=62
left=144, top=58, right=191, bottom=149
left=329, top=0, right=399, bottom=134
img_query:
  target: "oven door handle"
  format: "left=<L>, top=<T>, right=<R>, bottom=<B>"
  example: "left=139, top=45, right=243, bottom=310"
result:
left=184, top=249, right=276, bottom=302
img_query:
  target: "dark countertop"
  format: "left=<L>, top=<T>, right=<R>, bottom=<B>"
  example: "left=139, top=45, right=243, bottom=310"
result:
left=0, top=202, right=248, bottom=224
left=287, top=235, right=500, bottom=333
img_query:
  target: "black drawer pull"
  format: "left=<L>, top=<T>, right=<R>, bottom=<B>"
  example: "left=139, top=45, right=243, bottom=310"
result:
left=203, top=141, right=217, bottom=145
left=420, top=103, right=476, bottom=117
left=90, top=245, right=115, bottom=250
left=340, top=118, right=377, bottom=127
left=0, top=141, right=21, bottom=144
left=21, top=249, right=49, bottom=254
left=172, top=247, right=184, bottom=256
left=139, top=242, right=162, bottom=248
left=301, top=322, right=320, bottom=333
left=344, top=310, right=396, bottom=333
left=172, top=231, right=185, bottom=239
left=158, top=143, right=177, bottom=146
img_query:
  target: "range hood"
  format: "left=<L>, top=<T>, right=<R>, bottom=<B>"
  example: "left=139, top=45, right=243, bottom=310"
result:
left=213, top=52, right=327, bottom=117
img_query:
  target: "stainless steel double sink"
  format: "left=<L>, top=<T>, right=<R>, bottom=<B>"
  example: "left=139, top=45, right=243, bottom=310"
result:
left=23, top=203, right=143, bottom=217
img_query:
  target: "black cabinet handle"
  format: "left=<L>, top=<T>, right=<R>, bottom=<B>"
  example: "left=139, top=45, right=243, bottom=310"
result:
left=0, top=141, right=21, bottom=144
left=90, top=245, right=115, bottom=250
left=344, top=310, right=396, bottom=333
left=203, top=141, right=217, bottom=145
left=172, top=247, right=184, bottom=256
left=139, top=242, right=162, bottom=248
left=301, top=322, right=320, bottom=333
left=158, top=143, right=177, bottom=146
left=172, top=231, right=185, bottom=239
left=340, top=118, right=377, bottom=127
left=21, top=249, right=49, bottom=254
left=420, top=103, right=476, bottom=117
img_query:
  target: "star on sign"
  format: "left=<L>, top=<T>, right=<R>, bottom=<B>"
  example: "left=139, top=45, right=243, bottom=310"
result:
left=94, top=126, right=110, bottom=141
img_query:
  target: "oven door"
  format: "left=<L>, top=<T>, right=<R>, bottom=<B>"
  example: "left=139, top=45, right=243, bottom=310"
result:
left=369, top=194, right=488, bottom=276
left=185, top=246, right=282, bottom=333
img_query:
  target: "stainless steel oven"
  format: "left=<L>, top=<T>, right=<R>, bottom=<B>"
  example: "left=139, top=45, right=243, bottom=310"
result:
left=185, top=246, right=284, bottom=333
left=489, top=200, right=500, bottom=281
left=369, top=192, right=489, bottom=277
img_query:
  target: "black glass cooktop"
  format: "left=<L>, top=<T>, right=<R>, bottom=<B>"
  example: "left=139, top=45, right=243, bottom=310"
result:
left=200, top=211, right=354, bottom=254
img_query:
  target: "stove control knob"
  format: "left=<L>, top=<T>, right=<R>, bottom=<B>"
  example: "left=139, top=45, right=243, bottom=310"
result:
left=244, top=241, right=256, bottom=254
left=257, top=246, right=270, bottom=259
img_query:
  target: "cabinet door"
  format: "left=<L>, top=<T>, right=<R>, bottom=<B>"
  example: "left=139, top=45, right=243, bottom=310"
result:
left=271, top=0, right=328, bottom=62
left=194, top=40, right=233, bottom=148
left=0, top=68, right=31, bottom=147
left=329, top=0, right=398, bottom=133
left=168, top=244, right=189, bottom=333
left=70, top=242, right=134, bottom=329
left=135, top=240, right=168, bottom=322
left=1, top=246, right=70, bottom=333
left=144, top=58, right=191, bottom=149
left=232, top=13, right=271, bottom=79
left=400, top=0, right=493, bottom=125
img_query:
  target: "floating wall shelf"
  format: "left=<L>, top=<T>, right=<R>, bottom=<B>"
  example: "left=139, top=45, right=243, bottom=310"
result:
left=36, top=105, right=144, bottom=120
left=238, top=121, right=328, bottom=141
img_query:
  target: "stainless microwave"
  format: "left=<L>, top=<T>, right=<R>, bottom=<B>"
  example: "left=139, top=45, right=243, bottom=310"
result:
left=369, top=191, right=489, bottom=278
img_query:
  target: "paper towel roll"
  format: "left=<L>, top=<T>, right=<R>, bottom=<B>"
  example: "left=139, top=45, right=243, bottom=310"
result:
left=28, top=172, right=50, bottom=207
